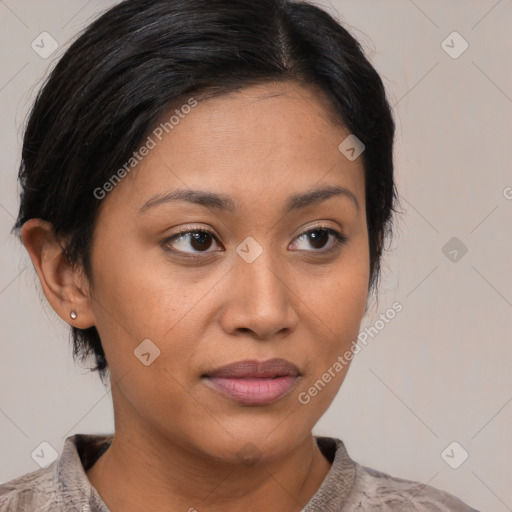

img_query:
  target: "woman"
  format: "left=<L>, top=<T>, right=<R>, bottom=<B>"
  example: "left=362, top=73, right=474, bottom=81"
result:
left=0, top=0, right=479, bottom=510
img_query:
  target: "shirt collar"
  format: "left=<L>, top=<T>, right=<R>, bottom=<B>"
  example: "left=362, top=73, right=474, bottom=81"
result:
left=54, top=433, right=113, bottom=512
left=53, top=433, right=355, bottom=511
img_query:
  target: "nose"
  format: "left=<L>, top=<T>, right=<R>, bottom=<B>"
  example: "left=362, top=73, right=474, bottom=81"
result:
left=218, top=247, right=299, bottom=341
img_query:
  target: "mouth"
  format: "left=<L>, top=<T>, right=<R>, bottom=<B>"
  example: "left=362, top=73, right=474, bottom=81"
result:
left=202, top=358, right=301, bottom=405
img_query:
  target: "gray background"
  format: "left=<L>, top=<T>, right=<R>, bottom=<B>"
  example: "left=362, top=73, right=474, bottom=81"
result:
left=1, top=1, right=511, bottom=510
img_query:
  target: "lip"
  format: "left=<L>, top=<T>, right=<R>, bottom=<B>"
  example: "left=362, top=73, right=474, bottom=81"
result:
left=203, top=358, right=301, bottom=405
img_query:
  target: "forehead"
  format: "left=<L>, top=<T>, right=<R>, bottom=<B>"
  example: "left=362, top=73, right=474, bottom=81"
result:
left=103, top=81, right=365, bottom=215
left=175, top=81, right=347, bottom=150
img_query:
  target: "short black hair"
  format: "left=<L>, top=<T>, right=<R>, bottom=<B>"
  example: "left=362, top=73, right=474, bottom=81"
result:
left=12, top=0, right=397, bottom=384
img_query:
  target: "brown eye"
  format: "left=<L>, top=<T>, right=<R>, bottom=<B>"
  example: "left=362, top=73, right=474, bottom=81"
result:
left=307, top=229, right=330, bottom=249
left=163, top=229, right=221, bottom=255
left=291, top=227, right=347, bottom=253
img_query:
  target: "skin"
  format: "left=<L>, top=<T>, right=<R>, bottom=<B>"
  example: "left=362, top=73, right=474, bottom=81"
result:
left=21, top=81, right=370, bottom=512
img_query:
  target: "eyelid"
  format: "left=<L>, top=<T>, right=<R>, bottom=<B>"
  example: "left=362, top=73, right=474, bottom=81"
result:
left=175, top=224, right=217, bottom=236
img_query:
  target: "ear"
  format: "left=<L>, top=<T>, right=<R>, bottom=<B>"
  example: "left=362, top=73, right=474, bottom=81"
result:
left=21, top=219, right=95, bottom=329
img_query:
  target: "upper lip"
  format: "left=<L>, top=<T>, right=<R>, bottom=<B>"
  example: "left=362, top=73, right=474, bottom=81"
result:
left=204, top=358, right=300, bottom=378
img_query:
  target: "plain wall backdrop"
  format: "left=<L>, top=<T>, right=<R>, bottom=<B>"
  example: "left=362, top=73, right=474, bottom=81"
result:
left=1, top=1, right=511, bottom=510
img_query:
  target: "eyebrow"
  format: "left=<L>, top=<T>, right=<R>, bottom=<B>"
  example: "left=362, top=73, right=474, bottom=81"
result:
left=138, top=184, right=360, bottom=215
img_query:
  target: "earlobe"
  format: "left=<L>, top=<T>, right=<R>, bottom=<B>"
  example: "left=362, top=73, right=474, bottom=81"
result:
left=20, top=219, right=96, bottom=329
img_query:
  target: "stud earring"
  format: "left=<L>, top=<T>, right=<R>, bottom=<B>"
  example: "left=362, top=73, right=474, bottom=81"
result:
left=70, top=310, right=78, bottom=320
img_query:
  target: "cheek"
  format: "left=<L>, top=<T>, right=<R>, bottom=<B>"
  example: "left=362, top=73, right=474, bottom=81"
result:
left=300, top=269, right=367, bottom=378
left=294, top=240, right=369, bottom=401
left=89, top=230, right=184, bottom=339
left=302, top=242, right=369, bottom=339
left=88, top=233, right=213, bottom=396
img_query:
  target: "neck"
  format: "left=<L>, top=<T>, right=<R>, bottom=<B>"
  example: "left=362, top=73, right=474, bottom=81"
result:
left=86, top=427, right=331, bottom=512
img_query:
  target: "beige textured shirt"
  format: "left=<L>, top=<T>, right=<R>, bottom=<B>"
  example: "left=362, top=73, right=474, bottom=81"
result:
left=0, top=433, right=480, bottom=511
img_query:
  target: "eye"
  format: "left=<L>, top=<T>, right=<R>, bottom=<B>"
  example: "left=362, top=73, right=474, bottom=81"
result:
left=290, top=226, right=347, bottom=253
left=163, top=226, right=221, bottom=255
left=162, top=225, right=347, bottom=257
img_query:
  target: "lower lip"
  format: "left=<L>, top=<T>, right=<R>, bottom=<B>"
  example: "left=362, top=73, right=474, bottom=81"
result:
left=203, top=376, right=299, bottom=405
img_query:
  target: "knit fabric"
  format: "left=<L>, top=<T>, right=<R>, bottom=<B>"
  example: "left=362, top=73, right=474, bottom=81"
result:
left=0, top=434, right=480, bottom=511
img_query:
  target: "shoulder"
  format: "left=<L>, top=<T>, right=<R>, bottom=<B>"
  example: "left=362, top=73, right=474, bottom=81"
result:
left=0, top=432, right=112, bottom=512
left=347, top=462, right=481, bottom=511
left=0, top=464, right=57, bottom=512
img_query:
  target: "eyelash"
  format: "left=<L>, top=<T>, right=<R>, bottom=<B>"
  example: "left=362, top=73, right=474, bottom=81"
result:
left=162, top=224, right=348, bottom=258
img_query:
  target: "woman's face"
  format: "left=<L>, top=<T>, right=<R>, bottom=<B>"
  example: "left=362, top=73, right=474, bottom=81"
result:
left=88, top=81, right=369, bottom=461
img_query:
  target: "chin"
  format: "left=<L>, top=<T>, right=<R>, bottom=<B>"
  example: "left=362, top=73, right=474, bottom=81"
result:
left=186, top=423, right=304, bottom=465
